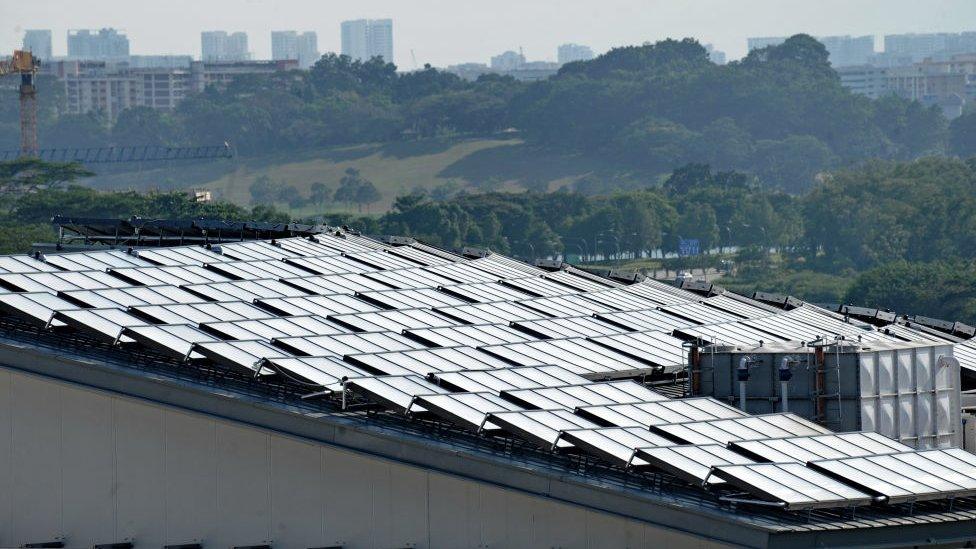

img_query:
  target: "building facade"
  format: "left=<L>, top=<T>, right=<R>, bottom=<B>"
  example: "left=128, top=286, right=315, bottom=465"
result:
left=67, top=28, right=129, bottom=60
left=747, top=35, right=875, bottom=67
left=885, top=31, right=976, bottom=63
left=557, top=43, right=595, bottom=65
left=341, top=19, right=393, bottom=62
left=490, top=50, right=525, bottom=71
left=271, top=31, right=319, bottom=69
left=22, top=30, right=52, bottom=61
left=200, top=31, right=249, bottom=62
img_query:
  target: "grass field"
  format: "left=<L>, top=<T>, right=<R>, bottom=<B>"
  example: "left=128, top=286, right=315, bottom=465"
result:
left=83, top=137, right=638, bottom=215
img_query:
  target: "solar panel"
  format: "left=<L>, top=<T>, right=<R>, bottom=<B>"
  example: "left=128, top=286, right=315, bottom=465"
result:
left=346, top=347, right=513, bottom=376
left=206, top=259, right=313, bottom=280
left=192, top=339, right=287, bottom=373
left=731, top=432, right=913, bottom=464
left=0, top=255, right=60, bottom=274
left=257, top=294, right=378, bottom=316
left=481, top=338, right=653, bottom=377
left=637, top=444, right=756, bottom=485
left=54, top=307, right=147, bottom=343
left=702, top=295, right=772, bottom=319
left=183, top=279, right=310, bottom=302
left=274, top=332, right=425, bottom=357
left=361, top=267, right=458, bottom=290
left=545, top=270, right=618, bottom=292
left=711, top=462, right=873, bottom=510
left=344, top=374, right=449, bottom=414
left=663, top=302, right=744, bottom=325
left=328, top=308, right=457, bottom=333
left=61, top=285, right=204, bottom=308
left=595, top=309, right=693, bottom=333
left=131, top=301, right=274, bottom=325
left=675, top=321, right=789, bottom=347
left=136, top=246, right=227, bottom=266
left=438, top=282, right=533, bottom=303
left=588, top=331, right=687, bottom=370
left=512, top=316, right=625, bottom=339
left=284, top=273, right=393, bottom=295
left=414, top=392, right=524, bottom=431
left=432, top=365, right=589, bottom=394
left=218, top=240, right=302, bottom=261
left=403, top=324, right=535, bottom=347
left=425, top=262, right=502, bottom=284
left=518, top=294, right=617, bottom=317
left=0, top=271, right=131, bottom=292
left=275, top=237, right=347, bottom=257
left=500, top=277, right=578, bottom=298
left=262, top=355, right=373, bottom=391
left=487, top=409, right=600, bottom=451
left=304, top=235, right=376, bottom=254
left=201, top=315, right=346, bottom=340
left=123, top=324, right=220, bottom=360
left=954, top=338, right=976, bottom=373
left=109, top=265, right=230, bottom=286
left=576, top=398, right=747, bottom=428
left=384, top=245, right=455, bottom=266
left=434, top=301, right=547, bottom=324
left=471, top=255, right=547, bottom=278
left=0, top=292, right=79, bottom=326
left=617, top=281, right=695, bottom=305
left=581, top=288, right=663, bottom=312
left=500, top=381, right=666, bottom=410
left=808, top=449, right=976, bottom=504
left=651, top=413, right=833, bottom=446
left=42, top=249, right=153, bottom=271
left=558, top=426, right=674, bottom=468
left=356, top=288, right=467, bottom=310
left=344, top=251, right=422, bottom=271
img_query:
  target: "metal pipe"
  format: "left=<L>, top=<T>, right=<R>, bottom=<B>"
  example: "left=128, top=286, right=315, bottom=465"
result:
left=737, top=356, right=750, bottom=412
left=779, top=356, right=793, bottom=413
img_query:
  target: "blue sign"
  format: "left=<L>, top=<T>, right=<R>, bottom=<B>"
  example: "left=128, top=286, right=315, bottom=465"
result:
left=679, top=238, right=700, bottom=257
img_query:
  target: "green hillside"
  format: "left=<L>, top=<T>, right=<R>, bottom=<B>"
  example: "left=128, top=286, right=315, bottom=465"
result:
left=84, top=137, right=639, bottom=215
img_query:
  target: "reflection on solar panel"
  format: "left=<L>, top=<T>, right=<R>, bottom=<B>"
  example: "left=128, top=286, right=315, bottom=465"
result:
left=206, top=259, right=313, bottom=280
left=274, top=332, right=425, bottom=357
left=434, top=301, right=547, bottom=324
left=512, top=316, right=624, bottom=339
left=329, top=308, right=456, bottom=332
left=481, top=338, right=653, bottom=377
left=262, top=355, right=372, bottom=390
left=110, top=265, right=230, bottom=286
left=414, top=392, right=523, bottom=431
left=285, top=273, right=393, bottom=295
left=257, top=294, right=378, bottom=316
left=345, top=374, right=448, bottom=414
left=404, top=324, right=534, bottom=347
left=576, top=398, right=747, bottom=428
left=589, top=331, right=687, bottom=369
left=183, top=279, right=310, bottom=302
left=731, top=432, right=913, bottom=464
left=432, top=365, right=588, bottom=394
left=43, top=249, right=153, bottom=271
left=595, top=309, right=693, bottom=333
left=809, top=449, right=976, bottom=504
left=651, top=413, right=833, bottom=446
left=558, top=426, right=674, bottom=468
left=202, top=315, right=345, bottom=340
left=132, top=301, right=274, bottom=325
left=438, top=282, right=533, bottom=303
left=638, top=444, right=755, bottom=485
left=0, top=255, right=60, bottom=273
left=357, top=288, right=467, bottom=310
left=62, top=285, right=204, bottom=308
left=346, top=347, right=513, bottom=376
left=487, top=409, right=600, bottom=450
left=711, top=462, right=873, bottom=510
left=501, top=381, right=666, bottom=410
left=123, top=324, right=220, bottom=360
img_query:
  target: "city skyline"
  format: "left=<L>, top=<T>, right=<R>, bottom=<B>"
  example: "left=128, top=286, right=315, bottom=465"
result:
left=4, top=0, right=976, bottom=69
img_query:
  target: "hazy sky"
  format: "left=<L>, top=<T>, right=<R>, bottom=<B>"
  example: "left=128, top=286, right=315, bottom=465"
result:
left=3, top=0, right=976, bottom=68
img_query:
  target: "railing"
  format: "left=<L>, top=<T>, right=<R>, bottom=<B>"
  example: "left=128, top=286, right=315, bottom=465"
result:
left=0, top=144, right=233, bottom=164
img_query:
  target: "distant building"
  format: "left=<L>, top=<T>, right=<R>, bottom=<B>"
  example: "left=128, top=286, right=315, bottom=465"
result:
left=272, top=31, right=319, bottom=69
left=836, top=65, right=891, bottom=99
left=747, top=35, right=875, bottom=67
left=557, top=43, right=594, bottom=65
left=490, top=50, right=525, bottom=71
left=884, top=31, right=976, bottom=63
left=67, top=28, right=129, bottom=60
left=22, top=30, right=52, bottom=61
left=704, top=44, right=727, bottom=65
left=447, top=58, right=557, bottom=82
left=201, top=31, right=249, bottom=62
left=128, top=55, right=193, bottom=69
left=62, top=59, right=297, bottom=122
left=341, top=19, right=393, bottom=63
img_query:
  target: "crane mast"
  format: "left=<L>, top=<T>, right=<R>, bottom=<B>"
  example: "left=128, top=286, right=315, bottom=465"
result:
left=0, top=50, right=40, bottom=158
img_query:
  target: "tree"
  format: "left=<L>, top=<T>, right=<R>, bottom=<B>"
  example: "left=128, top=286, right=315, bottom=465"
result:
left=949, top=112, right=976, bottom=158
left=309, top=182, right=333, bottom=207
left=354, top=180, right=382, bottom=213
left=248, top=175, right=279, bottom=205
left=334, top=168, right=364, bottom=209
left=276, top=184, right=306, bottom=209
left=0, top=159, right=94, bottom=208
left=112, top=106, right=175, bottom=146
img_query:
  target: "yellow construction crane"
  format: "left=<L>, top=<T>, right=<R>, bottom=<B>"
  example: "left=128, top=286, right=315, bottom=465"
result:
left=0, top=50, right=40, bottom=158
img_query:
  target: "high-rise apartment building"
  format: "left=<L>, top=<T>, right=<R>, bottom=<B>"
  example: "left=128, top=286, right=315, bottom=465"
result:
left=885, top=32, right=976, bottom=63
left=557, top=43, right=595, bottom=65
left=201, top=31, right=250, bottom=62
left=704, top=44, right=727, bottom=65
left=341, top=19, right=393, bottom=63
left=23, top=30, right=52, bottom=61
left=271, top=31, right=319, bottom=69
left=67, top=28, right=130, bottom=60
left=747, top=35, right=875, bottom=67
left=490, top=50, right=525, bottom=71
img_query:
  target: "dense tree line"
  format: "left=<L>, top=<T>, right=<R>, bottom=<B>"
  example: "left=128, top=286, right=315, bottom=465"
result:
left=6, top=36, right=972, bottom=195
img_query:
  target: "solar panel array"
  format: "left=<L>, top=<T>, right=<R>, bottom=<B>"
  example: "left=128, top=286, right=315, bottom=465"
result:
left=0, top=233, right=971, bottom=512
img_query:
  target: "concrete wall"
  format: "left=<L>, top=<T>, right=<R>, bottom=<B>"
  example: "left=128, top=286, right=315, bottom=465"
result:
left=0, top=367, right=731, bottom=549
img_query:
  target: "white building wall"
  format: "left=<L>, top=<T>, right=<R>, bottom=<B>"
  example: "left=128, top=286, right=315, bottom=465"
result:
left=0, top=368, right=731, bottom=549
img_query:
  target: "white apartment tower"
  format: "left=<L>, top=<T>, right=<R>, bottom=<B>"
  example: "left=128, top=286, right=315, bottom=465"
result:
left=272, top=31, right=319, bottom=69
left=201, top=31, right=250, bottom=62
left=341, top=19, right=393, bottom=63
left=23, top=30, right=53, bottom=61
